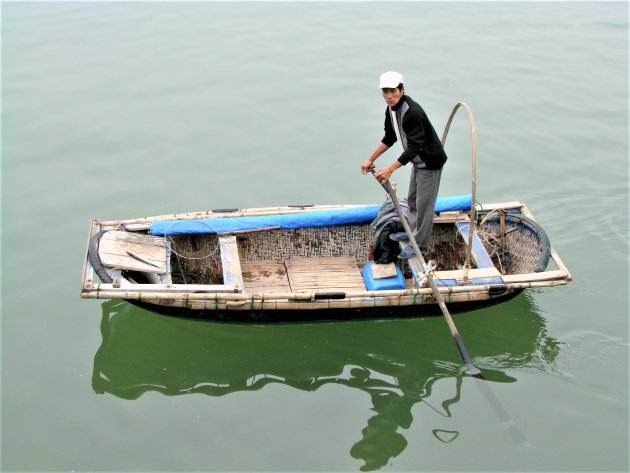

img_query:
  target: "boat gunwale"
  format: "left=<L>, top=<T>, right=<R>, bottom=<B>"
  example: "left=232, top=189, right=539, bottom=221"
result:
left=91, top=200, right=525, bottom=229
left=81, top=270, right=571, bottom=300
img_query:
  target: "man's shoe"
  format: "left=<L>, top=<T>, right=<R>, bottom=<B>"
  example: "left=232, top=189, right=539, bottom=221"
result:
left=397, top=246, right=416, bottom=260
left=389, top=232, right=410, bottom=242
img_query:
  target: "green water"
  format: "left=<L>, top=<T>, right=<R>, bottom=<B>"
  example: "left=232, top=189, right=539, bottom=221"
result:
left=2, top=2, right=628, bottom=471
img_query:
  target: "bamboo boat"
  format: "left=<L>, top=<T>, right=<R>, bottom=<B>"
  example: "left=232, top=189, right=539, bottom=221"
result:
left=80, top=196, right=571, bottom=321
left=79, top=103, right=571, bottom=321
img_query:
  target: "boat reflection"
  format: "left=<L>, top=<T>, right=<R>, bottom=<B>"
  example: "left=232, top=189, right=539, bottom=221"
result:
left=92, top=297, right=559, bottom=471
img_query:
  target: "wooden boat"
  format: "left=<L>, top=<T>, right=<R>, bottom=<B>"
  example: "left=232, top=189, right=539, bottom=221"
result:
left=80, top=196, right=571, bottom=321
left=79, top=103, right=571, bottom=321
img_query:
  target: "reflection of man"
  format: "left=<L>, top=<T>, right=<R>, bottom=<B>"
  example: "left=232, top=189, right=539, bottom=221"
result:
left=350, top=391, right=412, bottom=471
left=347, top=367, right=464, bottom=471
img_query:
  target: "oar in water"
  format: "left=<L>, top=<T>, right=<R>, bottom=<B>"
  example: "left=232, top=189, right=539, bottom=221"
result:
left=370, top=171, right=529, bottom=445
left=370, top=170, right=481, bottom=377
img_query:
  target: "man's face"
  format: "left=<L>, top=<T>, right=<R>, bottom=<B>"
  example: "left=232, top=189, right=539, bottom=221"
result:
left=381, top=87, right=403, bottom=107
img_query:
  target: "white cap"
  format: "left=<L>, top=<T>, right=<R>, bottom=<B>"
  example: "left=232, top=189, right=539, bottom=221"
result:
left=379, top=71, right=404, bottom=89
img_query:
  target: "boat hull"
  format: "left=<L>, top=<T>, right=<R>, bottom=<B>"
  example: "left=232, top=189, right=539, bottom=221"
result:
left=127, top=289, right=524, bottom=322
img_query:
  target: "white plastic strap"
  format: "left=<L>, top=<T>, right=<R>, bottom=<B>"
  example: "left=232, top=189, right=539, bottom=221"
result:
left=390, top=107, right=404, bottom=151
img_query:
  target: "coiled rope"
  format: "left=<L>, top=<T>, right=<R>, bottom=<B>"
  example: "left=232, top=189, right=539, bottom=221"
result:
left=162, top=220, right=221, bottom=285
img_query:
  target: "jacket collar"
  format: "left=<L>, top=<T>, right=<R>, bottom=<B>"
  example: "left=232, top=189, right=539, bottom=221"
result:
left=390, top=94, right=407, bottom=112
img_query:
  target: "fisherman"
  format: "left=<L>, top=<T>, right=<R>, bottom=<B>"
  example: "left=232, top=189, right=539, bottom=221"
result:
left=361, top=71, right=448, bottom=259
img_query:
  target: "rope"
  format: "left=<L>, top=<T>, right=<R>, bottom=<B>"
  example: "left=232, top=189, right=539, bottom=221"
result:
left=426, top=261, right=451, bottom=288
left=478, top=209, right=508, bottom=273
left=477, top=230, right=508, bottom=274
left=413, top=260, right=438, bottom=286
left=163, top=220, right=220, bottom=261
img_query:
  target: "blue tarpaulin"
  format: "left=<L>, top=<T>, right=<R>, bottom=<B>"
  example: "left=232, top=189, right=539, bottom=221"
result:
left=149, top=194, right=472, bottom=236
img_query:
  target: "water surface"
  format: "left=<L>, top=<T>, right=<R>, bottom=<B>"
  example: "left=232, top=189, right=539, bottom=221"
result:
left=2, top=2, right=628, bottom=471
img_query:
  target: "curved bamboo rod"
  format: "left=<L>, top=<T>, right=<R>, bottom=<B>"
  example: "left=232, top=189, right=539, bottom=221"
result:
left=441, top=102, right=477, bottom=280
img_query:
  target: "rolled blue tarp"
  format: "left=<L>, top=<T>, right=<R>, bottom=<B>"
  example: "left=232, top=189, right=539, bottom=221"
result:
left=149, top=194, right=472, bottom=236
left=434, top=194, right=472, bottom=213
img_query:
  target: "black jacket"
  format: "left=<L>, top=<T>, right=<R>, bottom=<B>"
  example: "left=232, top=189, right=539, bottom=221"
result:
left=381, top=95, right=448, bottom=170
left=370, top=200, right=412, bottom=264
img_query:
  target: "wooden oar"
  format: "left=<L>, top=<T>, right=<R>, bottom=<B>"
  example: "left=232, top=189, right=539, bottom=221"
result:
left=371, top=170, right=481, bottom=377
left=370, top=177, right=529, bottom=446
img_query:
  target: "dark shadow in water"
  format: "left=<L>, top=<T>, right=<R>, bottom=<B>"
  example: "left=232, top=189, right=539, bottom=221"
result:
left=92, top=294, right=560, bottom=471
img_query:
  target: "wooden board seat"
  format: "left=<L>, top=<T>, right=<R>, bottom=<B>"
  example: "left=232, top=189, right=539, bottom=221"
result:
left=99, top=231, right=168, bottom=273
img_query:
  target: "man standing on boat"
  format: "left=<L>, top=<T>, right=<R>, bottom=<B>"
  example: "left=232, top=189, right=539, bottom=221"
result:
left=361, top=71, right=448, bottom=259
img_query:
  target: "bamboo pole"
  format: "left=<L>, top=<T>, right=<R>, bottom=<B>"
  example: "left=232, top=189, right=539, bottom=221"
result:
left=96, top=203, right=371, bottom=228
left=80, top=276, right=570, bottom=301
left=441, top=102, right=478, bottom=280
left=81, top=279, right=570, bottom=310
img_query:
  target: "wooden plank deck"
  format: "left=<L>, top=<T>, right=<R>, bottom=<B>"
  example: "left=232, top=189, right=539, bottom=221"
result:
left=285, top=257, right=366, bottom=293
left=241, top=260, right=291, bottom=293
left=240, top=257, right=366, bottom=294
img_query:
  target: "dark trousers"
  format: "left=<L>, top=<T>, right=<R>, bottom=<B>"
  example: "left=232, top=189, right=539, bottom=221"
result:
left=407, top=166, right=442, bottom=251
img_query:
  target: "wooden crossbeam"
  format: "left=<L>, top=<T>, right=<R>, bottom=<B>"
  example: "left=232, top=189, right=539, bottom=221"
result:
left=219, top=235, right=244, bottom=292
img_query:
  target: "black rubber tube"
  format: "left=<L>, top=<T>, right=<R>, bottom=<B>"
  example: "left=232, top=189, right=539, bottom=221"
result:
left=87, top=231, right=113, bottom=283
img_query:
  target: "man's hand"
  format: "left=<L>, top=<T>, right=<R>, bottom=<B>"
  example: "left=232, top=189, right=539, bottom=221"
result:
left=373, top=161, right=401, bottom=183
left=360, top=159, right=374, bottom=175
left=374, top=167, right=393, bottom=183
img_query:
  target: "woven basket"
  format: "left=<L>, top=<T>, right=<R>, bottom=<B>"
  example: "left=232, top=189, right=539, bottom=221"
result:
left=478, top=214, right=551, bottom=274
